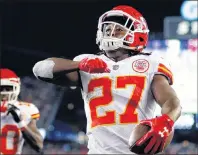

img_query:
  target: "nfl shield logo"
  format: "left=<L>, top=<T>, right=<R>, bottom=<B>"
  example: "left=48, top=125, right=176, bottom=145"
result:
left=113, top=65, right=119, bottom=70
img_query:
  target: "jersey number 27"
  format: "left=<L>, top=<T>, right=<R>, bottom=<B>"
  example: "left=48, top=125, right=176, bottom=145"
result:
left=88, top=76, right=146, bottom=128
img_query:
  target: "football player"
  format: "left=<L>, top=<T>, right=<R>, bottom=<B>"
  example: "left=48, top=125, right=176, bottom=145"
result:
left=33, top=5, right=181, bottom=154
left=0, top=68, right=43, bottom=154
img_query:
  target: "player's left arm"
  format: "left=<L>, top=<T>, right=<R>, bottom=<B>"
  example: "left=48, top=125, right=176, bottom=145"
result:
left=152, top=74, right=182, bottom=122
left=151, top=58, right=182, bottom=120
left=21, top=118, right=43, bottom=153
left=133, top=59, right=182, bottom=154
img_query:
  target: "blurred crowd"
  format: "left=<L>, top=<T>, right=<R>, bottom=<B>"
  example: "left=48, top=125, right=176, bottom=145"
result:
left=165, top=141, right=198, bottom=154
left=22, top=141, right=88, bottom=154
left=22, top=140, right=197, bottom=154
left=19, top=76, right=65, bottom=128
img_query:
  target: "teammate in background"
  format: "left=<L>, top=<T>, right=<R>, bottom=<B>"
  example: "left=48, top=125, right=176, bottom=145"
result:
left=0, top=68, right=43, bottom=154
left=33, top=5, right=181, bottom=154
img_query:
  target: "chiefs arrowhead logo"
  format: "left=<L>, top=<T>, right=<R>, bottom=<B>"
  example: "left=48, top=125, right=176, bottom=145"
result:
left=132, top=59, right=149, bottom=73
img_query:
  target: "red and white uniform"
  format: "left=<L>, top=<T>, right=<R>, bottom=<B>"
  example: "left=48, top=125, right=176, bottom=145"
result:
left=74, top=53, right=173, bottom=154
left=0, top=101, right=40, bottom=155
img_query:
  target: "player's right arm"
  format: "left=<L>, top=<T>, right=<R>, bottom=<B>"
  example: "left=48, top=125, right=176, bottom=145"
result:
left=33, top=57, right=81, bottom=86
left=32, top=55, right=110, bottom=86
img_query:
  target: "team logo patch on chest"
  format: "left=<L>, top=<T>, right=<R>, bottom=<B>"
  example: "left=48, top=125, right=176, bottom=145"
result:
left=132, top=59, right=149, bottom=73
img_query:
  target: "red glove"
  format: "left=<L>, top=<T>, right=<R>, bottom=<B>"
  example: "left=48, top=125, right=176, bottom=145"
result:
left=79, top=58, right=110, bottom=73
left=135, top=114, right=174, bottom=154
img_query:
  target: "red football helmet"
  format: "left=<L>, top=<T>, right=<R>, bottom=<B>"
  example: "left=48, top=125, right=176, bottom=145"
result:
left=96, top=5, right=149, bottom=52
left=0, top=68, right=20, bottom=104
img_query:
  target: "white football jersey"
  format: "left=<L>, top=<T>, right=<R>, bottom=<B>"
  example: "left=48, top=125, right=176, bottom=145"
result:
left=73, top=53, right=173, bottom=154
left=0, top=101, right=40, bottom=155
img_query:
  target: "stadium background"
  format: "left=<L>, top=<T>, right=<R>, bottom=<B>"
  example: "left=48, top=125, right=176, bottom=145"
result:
left=1, top=0, right=197, bottom=154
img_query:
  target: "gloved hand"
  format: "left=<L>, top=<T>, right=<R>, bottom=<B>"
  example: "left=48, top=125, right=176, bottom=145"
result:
left=7, top=104, right=29, bottom=130
left=79, top=58, right=110, bottom=73
left=134, top=114, right=174, bottom=154
left=7, top=104, right=21, bottom=123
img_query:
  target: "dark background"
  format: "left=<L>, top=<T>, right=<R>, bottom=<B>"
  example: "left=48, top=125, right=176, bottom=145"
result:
left=2, top=0, right=184, bottom=76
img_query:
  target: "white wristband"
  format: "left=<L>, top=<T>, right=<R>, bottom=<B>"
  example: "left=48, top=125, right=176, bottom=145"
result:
left=32, top=60, right=55, bottom=79
left=18, top=121, right=27, bottom=129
